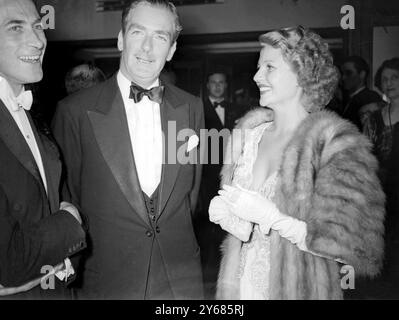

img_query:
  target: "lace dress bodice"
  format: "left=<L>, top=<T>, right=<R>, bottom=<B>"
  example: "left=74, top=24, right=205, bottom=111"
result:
left=230, top=122, right=278, bottom=300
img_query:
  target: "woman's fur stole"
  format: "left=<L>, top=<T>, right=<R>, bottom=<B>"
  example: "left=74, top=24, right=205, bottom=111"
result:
left=217, top=108, right=385, bottom=300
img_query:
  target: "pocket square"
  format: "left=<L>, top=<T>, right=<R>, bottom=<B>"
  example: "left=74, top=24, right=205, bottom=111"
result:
left=187, top=134, right=199, bottom=152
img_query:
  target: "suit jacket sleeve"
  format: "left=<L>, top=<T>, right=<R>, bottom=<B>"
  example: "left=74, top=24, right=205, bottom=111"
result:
left=189, top=98, right=205, bottom=216
left=51, top=100, right=83, bottom=210
left=0, top=185, right=86, bottom=287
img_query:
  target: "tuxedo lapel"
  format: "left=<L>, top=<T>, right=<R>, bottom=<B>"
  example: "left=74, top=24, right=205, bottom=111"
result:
left=28, top=114, right=61, bottom=213
left=87, top=77, right=149, bottom=226
left=158, top=84, right=189, bottom=217
left=0, top=101, right=43, bottom=187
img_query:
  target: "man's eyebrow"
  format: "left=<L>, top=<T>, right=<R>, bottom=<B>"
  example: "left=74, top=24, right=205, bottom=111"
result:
left=126, top=23, right=145, bottom=31
left=126, top=23, right=171, bottom=38
left=3, top=18, right=41, bottom=27
left=154, top=30, right=171, bottom=38
left=4, top=19, right=26, bottom=26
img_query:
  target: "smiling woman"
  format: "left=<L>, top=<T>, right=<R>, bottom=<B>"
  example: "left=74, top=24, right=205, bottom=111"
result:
left=209, top=26, right=386, bottom=300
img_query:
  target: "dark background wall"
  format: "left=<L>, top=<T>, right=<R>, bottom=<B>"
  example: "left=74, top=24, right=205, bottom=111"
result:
left=31, top=0, right=399, bottom=123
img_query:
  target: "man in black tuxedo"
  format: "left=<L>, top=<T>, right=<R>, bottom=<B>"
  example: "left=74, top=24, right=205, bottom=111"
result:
left=0, top=0, right=86, bottom=299
left=203, top=72, right=241, bottom=132
left=340, top=56, right=381, bottom=130
left=52, top=0, right=204, bottom=299
left=196, top=71, right=246, bottom=298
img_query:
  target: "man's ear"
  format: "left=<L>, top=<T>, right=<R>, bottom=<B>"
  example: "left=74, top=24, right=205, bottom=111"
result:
left=166, top=41, right=177, bottom=62
left=117, top=30, right=124, bottom=52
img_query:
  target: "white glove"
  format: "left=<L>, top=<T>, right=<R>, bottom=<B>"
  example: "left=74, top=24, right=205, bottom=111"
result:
left=209, top=195, right=252, bottom=242
left=218, top=184, right=276, bottom=228
left=219, top=184, right=308, bottom=249
left=209, top=196, right=231, bottom=224
left=271, top=215, right=308, bottom=251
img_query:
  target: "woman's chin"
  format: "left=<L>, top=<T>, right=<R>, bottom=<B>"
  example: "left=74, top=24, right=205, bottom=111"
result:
left=259, top=98, right=272, bottom=108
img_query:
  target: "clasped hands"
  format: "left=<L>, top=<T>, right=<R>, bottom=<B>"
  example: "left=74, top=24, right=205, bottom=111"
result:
left=210, top=184, right=308, bottom=248
left=209, top=184, right=282, bottom=234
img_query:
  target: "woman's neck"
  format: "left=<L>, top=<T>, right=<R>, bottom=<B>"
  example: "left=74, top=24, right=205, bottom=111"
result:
left=269, top=100, right=308, bottom=136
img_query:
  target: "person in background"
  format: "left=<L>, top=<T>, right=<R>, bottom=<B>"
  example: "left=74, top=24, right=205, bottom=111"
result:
left=363, top=57, right=399, bottom=298
left=209, top=26, right=385, bottom=300
left=196, top=70, right=247, bottom=299
left=340, top=55, right=381, bottom=130
left=0, top=0, right=86, bottom=299
left=203, top=71, right=244, bottom=131
left=64, top=64, right=106, bottom=95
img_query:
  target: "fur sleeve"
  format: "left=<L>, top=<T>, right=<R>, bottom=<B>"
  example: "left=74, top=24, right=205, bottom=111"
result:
left=305, top=118, right=385, bottom=277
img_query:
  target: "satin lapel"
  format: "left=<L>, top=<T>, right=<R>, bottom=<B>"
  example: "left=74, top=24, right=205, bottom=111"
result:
left=158, top=85, right=189, bottom=217
left=87, top=81, right=149, bottom=226
left=0, top=101, right=42, bottom=186
left=28, top=114, right=61, bottom=213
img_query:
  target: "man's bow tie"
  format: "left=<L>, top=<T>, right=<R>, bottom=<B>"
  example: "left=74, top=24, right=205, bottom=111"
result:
left=213, top=101, right=225, bottom=109
left=129, top=83, right=164, bottom=104
left=14, top=90, right=33, bottom=111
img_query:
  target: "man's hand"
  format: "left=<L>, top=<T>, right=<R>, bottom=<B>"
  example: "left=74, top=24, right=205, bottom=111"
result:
left=60, top=201, right=82, bottom=225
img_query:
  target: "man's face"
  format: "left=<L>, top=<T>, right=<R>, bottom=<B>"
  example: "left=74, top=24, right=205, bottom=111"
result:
left=118, top=3, right=176, bottom=88
left=0, top=0, right=46, bottom=95
left=207, top=73, right=227, bottom=100
left=341, top=62, right=364, bottom=93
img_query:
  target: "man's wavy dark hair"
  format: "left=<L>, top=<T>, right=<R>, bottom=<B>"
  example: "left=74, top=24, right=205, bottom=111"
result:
left=121, top=0, right=182, bottom=43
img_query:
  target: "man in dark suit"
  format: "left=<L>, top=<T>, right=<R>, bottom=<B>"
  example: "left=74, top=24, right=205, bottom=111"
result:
left=340, top=56, right=381, bottom=130
left=0, top=0, right=86, bottom=299
left=196, top=71, right=246, bottom=298
left=52, top=0, right=204, bottom=299
left=203, top=72, right=242, bottom=132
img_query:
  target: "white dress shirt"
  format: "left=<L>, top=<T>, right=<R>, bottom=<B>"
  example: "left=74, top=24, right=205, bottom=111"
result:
left=209, top=97, right=225, bottom=125
left=0, top=76, right=47, bottom=194
left=117, top=71, right=163, bottom=198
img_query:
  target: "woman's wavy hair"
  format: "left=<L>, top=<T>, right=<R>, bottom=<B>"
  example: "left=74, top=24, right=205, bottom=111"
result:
left=374, top=57, right=399, bottom=92
left=259, top=26, right=339, bottom=113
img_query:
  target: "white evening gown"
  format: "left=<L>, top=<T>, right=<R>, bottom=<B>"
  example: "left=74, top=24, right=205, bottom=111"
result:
left=231, top=122, right=278, bottom=300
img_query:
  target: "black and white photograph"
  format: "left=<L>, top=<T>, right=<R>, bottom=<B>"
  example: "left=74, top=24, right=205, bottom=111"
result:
left=0, top=0, right=399, bottom=312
